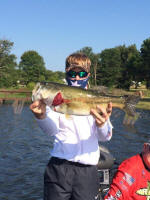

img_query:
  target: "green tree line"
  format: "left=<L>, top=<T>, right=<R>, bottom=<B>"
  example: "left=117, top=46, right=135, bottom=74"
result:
left=1, top=38, right=150, bottom=90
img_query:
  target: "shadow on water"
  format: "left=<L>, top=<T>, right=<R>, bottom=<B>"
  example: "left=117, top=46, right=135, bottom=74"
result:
left=0, top=105, right=150, bottom=199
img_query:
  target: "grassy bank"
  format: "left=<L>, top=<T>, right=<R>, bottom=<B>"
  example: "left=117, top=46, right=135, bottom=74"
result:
left=0, top=88, right=32, bottom=104
left=0, top=88, right=31, bottom=97
left=136, top=97, right=150, bottom=110
left=114, top=88, right=150, bottom=110
left=129, top=87, right=150, bottom=110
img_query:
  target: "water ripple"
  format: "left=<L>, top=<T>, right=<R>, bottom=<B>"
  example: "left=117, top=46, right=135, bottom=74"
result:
left=0, top=105, right=150, bottom=199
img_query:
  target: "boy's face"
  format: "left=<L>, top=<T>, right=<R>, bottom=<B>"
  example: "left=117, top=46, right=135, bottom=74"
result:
left=142, top=143, right=150, bottom=169
left=66, top=67, right=90, bottom=80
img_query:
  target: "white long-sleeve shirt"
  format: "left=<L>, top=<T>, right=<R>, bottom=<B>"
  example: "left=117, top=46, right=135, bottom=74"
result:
left=36, top=106, right=113, bottom=165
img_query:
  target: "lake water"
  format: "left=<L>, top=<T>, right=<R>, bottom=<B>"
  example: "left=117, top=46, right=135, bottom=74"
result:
left=0, top=105, right=150, bottom=200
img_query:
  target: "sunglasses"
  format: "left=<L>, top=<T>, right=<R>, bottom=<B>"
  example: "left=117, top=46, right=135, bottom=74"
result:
left=67, top=70, right=88, bottom=78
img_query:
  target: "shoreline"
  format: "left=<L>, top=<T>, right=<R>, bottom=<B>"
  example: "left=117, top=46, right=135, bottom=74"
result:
left=0, top=97, right=32, bottom=104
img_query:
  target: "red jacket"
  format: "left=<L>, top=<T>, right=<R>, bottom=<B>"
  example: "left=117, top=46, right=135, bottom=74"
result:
left=104, top=154, right=150, bottom=200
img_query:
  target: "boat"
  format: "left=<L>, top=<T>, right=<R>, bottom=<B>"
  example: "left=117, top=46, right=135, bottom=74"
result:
left=97, top=145, right=118, bottom=199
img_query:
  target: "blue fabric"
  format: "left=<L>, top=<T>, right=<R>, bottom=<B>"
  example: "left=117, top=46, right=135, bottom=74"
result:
left=66, top=77, right=89, bottom=89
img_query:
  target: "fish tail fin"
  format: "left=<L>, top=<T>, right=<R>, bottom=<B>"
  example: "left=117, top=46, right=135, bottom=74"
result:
left=123, top=91, right=142, bottom=125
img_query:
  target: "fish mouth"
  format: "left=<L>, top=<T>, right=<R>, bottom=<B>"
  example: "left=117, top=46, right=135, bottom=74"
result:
left=32, top=83, right=42, bottom=102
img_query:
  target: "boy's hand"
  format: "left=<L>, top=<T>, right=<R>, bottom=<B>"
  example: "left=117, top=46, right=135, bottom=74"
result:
left=30, top=100, right=46, bottom=119
left=90, top=102, right=112, bottom=127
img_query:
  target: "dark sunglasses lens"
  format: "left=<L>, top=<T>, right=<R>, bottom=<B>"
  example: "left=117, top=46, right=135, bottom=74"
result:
left=67, top=71, right=76, bottom=78
left=79, top=71, right=88, bottom=78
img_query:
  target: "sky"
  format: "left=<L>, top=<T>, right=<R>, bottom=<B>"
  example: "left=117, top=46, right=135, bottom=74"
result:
left=1, top=0, right=150, bottom=72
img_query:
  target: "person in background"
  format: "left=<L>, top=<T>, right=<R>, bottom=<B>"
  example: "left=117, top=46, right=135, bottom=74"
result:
left=30, top=53, right=113, bottom=200
left=104, top=140, right=150, bottom=200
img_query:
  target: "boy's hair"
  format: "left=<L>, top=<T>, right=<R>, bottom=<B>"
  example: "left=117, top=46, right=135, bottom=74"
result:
left=65, top=53, right=91, bottom=73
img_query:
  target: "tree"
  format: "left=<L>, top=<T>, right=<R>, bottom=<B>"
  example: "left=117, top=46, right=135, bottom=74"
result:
left=126, top=51, right=142, bottom=88
left=97, top=48, right=122, bottom=87
left=140, top=38, right=150, bottom=88
left=19, top=50, right=46, bottom=84
left=77, top=47, right=101, bottom=86
left=116, top=45, right=141, bottom=90
left=0, top=40, right=17, bottom=87
left=45, top=70, right=65, bottom=83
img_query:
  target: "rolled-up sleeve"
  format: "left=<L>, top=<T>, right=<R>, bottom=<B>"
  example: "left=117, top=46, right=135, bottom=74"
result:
left=36, top=116, right=58, bottom=136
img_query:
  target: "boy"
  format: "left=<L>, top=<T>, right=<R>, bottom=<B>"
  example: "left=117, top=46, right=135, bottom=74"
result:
left=30, top=53, right=113, bottom=200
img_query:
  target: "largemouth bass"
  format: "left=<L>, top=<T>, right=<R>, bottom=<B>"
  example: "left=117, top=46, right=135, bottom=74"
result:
left=32, top=82, right=142, bottom=125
